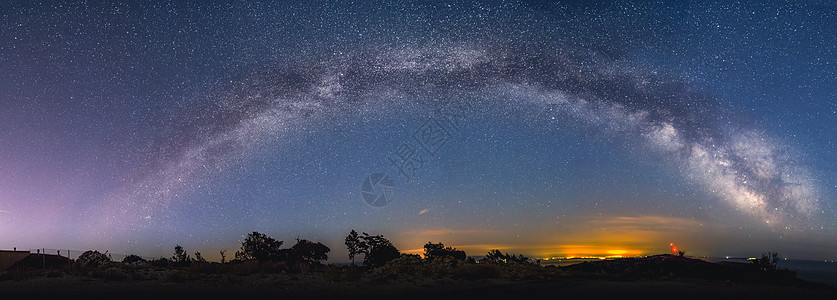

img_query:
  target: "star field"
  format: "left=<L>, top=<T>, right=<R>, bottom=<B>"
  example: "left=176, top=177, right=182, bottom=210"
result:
left=1, top=1, right=835, bottom=261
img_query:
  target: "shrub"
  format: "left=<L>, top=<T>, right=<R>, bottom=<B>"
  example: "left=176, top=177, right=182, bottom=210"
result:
left=291, top=239, right=330, bottom=264
left=452, top=263, right=501, bottom=280
left=753, top=252, right=780, bottom=272
left=367, top=243, right=400, bottom=268
left=238, top=232, right=284, bottom=262
left=171, top=245, right=191, bottom=266
left=424, top=242, right=467, bottom=261
left=370, top=255, right=458, bottom=281
left=76, top=250, right=112, bottom=268
left=100, top=267, right=128, bottom=281
left=122, top=254, right=146, bottom=264
left=150, top=258, right=172, bottom=269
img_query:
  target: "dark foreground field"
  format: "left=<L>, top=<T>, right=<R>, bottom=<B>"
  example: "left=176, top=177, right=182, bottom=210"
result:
left=1, top=276, right=834, bottom=299
left=2, top=255, right=834, bottom=299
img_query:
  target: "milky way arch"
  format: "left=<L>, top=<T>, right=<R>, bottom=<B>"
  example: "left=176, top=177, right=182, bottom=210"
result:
left=89, top=41, right=820, bottom=239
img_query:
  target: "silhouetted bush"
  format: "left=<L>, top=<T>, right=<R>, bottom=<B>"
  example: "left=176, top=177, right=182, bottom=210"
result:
left=370, top=254, right=436, bottom=281
left=452, top=263, right=501, bottom=280
left=753, top=252, right=780, bottom=272
left=194, top=251, right=207, bottom=263
left=122, top=254, right=146, bottom=264
left=291, top=239, right=330, bottom=264
left=150, top=257, right=172, bottom=269
left=370, top=255, right=460, bottom=281
left=237, top=231, right=284, bottom=262
left=481, top=249, right=532, bottom=265
left=424, top=242, right=466, bottom=261
left=499, top=261, right=549, bottom=280
left=171, top=245, right=192, bottom=267
left=367, top=243, right=400, bottom=268
left=76, top=250, right=112, bottom=268
left=344, top=230, right=402, bottom=268
left=358, top=232, right=400, bottom=268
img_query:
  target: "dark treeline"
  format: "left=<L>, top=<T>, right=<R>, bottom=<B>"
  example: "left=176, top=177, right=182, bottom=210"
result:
left=0, top=229, right=537, bottom=282
left=1, top=229, right=804, bottom=289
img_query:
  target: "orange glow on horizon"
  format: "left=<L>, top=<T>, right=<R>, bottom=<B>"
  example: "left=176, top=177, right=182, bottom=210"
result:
left=402, top=248, right=425, bottom=258
left=400, top=244, right=646, bottom=260
left=395, top=215, right=700, bottom=260
left=560, top=248, right=644, bottom=258
left=606, top=249, right=635, bottom=255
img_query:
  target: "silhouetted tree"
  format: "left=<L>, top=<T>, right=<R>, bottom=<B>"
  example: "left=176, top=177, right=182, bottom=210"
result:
left=454, top=249, right=467, bottom=260
left=238, top=231, right=284, bottom=262
left=345, top=229, right=363, bottom=266
left=359, top=232, right=400, bottom=268
left=194, top=251, right=207, bottom=263
left=220, top=250, right=227, bottom=263
left=291, top=239, right=331, bottom=264
left=368, top=243, right=400, bottom=268
left=122, top=254, right=146, bottom=264
left=172, top=245, right=191, bottom=265
left=424, top=242, right=444, bottom=258
left=423, top=242, right=466, bottom=260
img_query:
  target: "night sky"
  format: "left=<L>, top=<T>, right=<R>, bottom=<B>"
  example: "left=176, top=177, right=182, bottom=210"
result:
left=1, top=1, right=836, bottom=262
